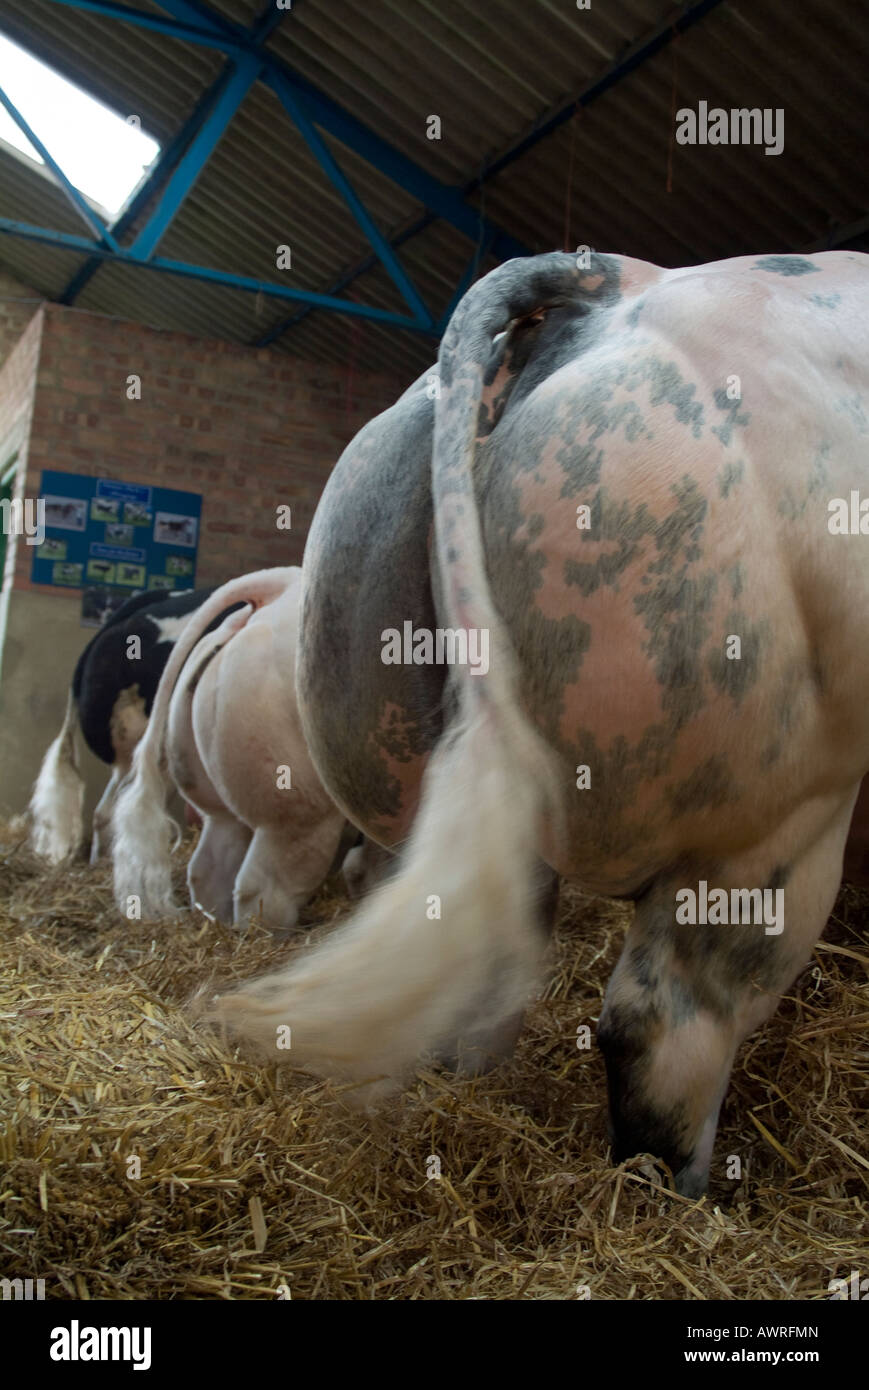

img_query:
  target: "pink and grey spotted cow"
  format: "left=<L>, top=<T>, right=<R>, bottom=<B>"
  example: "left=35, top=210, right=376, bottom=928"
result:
left=214, top=249, right=869, bottom=1197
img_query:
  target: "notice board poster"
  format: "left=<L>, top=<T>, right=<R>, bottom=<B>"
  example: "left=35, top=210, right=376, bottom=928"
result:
left=31, top=471, right=202, bottom=594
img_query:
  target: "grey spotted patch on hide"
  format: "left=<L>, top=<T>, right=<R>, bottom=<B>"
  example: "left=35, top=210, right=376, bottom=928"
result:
left=625, top=298, right=645, bottom=329
left=666, top=756, right=736, bottom=815
left=711, top=390, right=750, bottom=448
left=633, top=477, right=716, bottom=729
left=835, top=394, right=869, bottom=435
left=706, top=613, right=767, bottom=704
left=718, top=457, right=745, bottom=498
left=754, top=255, right=821, bottom=276
left=565, top=491, right=656, bottom=597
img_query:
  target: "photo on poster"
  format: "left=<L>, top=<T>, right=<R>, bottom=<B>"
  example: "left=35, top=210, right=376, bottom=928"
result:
left=165, top=554, right=193, bottom=576
left=52, top=561, right=83, bottom=586
left=154, top=512, right=197, bottom=547
left=105, top=522, right=135, bottom=546
left=116, top=562, right=146, bottom=587
left=147, top=574, right=175, bottom=591
left=86, top=558, right=116, bottom=583
left=43, top=496, right=87, bottom=531
left=37, top=537, right=67, bottom=561
left=124, top=501, right=153, bottom=526
left=90, top=496, right=120, bottom=523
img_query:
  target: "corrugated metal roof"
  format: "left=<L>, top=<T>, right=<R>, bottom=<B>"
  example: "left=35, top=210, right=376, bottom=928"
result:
left=0, top=0, right=867, bottom=384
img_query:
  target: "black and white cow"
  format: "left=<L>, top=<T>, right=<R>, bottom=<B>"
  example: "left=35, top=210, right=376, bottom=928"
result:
left=159, top=518, right=195, bottom=545
left=29, top=587, right=240, bottom=863
left=45, top=501, right=84, bottom=526
left=214, top=248, right=869, bottom=1197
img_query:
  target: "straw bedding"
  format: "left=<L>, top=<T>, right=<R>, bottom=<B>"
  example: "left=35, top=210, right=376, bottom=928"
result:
left=1, top=821, right=866, bottom=1300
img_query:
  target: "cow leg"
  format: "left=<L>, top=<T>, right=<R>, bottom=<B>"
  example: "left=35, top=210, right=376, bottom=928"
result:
left=188, top=813, right=252, bottom=923
left=233, top=814, right=346, bottom=935
left=90, top=767, right=122, bottom=863
left=95, top=687, right=147, bottom=862
left=341, top=837, right=394, bottom=899
left=435, top=860, right=560, bottom=1076
left=598, top=790, right=858, bottom=1198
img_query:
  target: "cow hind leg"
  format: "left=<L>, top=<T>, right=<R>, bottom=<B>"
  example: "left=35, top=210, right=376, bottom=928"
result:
left=188, top=813, right=252, bottom=923
left=90, top=766, right=122, bottom=863
left=29, top=690, right=85, bottom=863
left=233, top=816, right=345, bottom=935
left=598, top=790, right=858, bottom=1198
left=341, top=837, right=395, bottom=899
left=91, top=743, right=138, bottom=863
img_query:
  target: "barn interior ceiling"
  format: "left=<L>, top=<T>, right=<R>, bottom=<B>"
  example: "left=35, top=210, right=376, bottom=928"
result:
left=0, top=0, right=866, bottom=382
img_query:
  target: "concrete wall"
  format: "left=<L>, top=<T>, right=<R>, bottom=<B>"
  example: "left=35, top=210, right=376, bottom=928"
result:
left=0, top=588, right=106, bottom=822
left=0, top=298, right=407, bottom=821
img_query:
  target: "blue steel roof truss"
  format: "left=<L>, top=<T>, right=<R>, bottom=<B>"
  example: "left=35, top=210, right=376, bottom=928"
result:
left=0, top=0, right=481, bottom=337
left=0, top=0, right=732, bottom=344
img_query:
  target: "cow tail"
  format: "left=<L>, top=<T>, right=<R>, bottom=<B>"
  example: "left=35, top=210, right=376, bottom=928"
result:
left=112, top=568, right=294, bottom=919
left=28, top=688, right=85, bottom=862
left=211, top=255, right=580, bottom=1089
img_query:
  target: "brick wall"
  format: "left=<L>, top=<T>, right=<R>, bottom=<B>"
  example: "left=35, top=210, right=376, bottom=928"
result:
left=14, top=303, right=407, bottom=592
left=0, top=270, right=44, bottom=372
left=0, top=305, right=42, bottom=468
left=0, top=306, right=43, bottom=589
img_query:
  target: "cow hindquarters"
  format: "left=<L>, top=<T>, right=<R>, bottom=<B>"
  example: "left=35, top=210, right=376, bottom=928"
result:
left=598, top=788, right=858, bottom=1196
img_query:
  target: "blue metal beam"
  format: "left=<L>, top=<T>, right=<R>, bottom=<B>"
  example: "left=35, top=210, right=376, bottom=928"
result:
left=255, top=0, right=729, bottom=346
left=59, top=1, right=285, bottom=302
left=45, top=0, right=250, bottom=56
left=154, top=0, right=248, bottom=39
left=60, top=66, right=236, bottom=302
left=0, top=0, right=730, bottom=346
left=265, top=72, right=433, bottom=328
left=130, top=52, right=262, bottom=259
left=155, top=0, right=528, bottom=256
left=264, top=70, right=526, bottom=262
left=0, top=82, right=119, bottom=250
left=0, top=217, right=439, bottom=333
left=254, top=210, right=436, bottom=347
left=42, top=0, right=527, bottom=260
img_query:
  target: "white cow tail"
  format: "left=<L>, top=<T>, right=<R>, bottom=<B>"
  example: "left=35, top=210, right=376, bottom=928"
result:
left=211, top=254, right=579, bottom=1088
left=112, top=568, right=294, bottom=919
left=28, top=688, right=85, bottom=863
